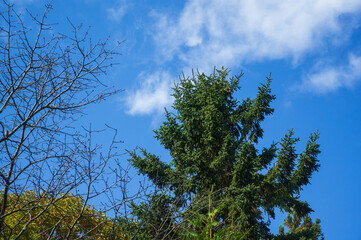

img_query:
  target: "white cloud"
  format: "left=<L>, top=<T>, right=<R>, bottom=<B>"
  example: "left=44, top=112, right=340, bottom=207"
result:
left=108, top=1, right=127, bottom=21
left=126, top=0, right=361, bottom=116
left=152, top=0, right=361, bottom=71
left=125, top=71, right=174, bottom=115
left=8, top=0, right=35, bottom=10
left=302, top=54, right=361, bottom=93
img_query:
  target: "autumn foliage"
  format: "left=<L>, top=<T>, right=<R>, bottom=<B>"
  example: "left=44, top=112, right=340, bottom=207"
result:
left=1, top=191, right=113, bottom=239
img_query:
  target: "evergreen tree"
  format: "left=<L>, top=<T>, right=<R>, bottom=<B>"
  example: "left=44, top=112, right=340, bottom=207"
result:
left=121, top=68, right=323, bottom=239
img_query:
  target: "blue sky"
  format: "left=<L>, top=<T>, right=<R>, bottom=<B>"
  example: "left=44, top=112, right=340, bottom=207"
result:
left=16, top=0, right=361, bottom=239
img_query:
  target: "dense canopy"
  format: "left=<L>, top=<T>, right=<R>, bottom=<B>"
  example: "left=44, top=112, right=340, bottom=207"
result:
left=123, top=68, right=323, bottom=239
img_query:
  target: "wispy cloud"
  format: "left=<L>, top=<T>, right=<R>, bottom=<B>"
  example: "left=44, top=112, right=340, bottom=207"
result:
left=107, top=1, right=127, bottom=22
left=152, top=0, right=361, bottom=71
left=301, top=54, right=361, bottom=93
left=9, top=0, right=35, bottom=10
left=125, top=0, right=361, bottom=116
left=125, top=71, right=174, bottom=115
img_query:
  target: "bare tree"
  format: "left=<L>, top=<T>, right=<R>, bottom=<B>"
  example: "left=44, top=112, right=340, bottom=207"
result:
left=0, top=1, right=140, bottom=239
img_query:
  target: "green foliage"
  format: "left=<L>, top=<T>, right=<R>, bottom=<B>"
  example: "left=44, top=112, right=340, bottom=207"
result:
left=122, top=68, right=323, bottom=239
left=274, top=210, right=324, bottom=240
left=184, top=186, right=249, bottom=240
left=1, top=190, right=113, bottom=239
left=115, top=191, right=178, bottom=239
